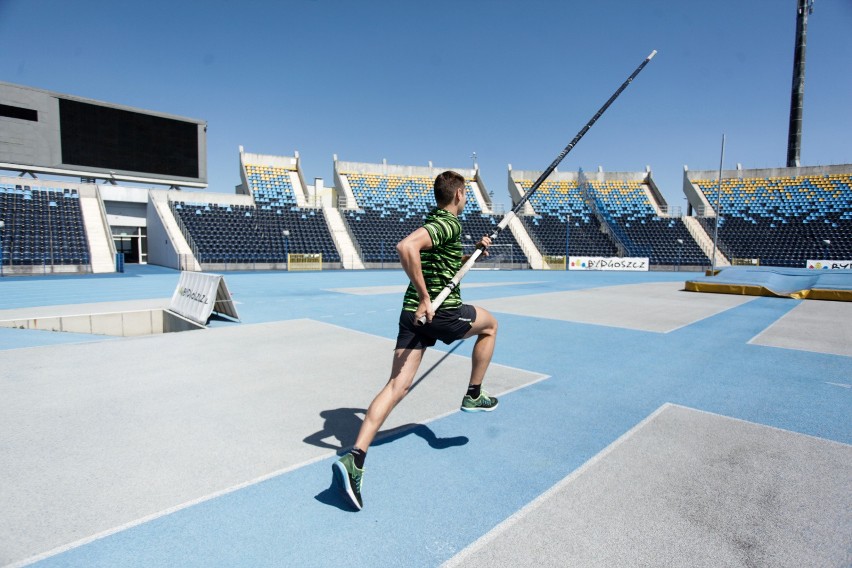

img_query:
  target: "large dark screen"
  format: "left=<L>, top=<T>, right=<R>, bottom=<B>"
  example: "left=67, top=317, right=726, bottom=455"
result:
left=59, top=98, right=199, bottom=179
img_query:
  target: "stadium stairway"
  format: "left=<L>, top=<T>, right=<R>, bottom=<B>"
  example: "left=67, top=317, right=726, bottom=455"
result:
left=148, top=191, right=200, bottom=271
left=683, top=216, right=730, bottom=267
left=79, top=187, right=116, bottom=273
left=322, top=204, right=364, bottom=269
left=467, top=176, right=542, bottom=269
left=507, top=214, right=543, bottom=269
left=289, top=170, right=309, bottom=207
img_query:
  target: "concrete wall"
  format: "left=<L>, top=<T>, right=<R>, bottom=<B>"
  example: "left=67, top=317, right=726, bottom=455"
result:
left=163, top=310, right=207, bottom=333
left=0, top=308, right=205, bottom=336
left=0, top=82, right=63, bottom=168
left=335, top=159, right=476, bottom=181
left=100, top=185, right=149, bottom=227
left=146, top=192, right=182, bottom=270
left=685, top=163, right=852, bottom=182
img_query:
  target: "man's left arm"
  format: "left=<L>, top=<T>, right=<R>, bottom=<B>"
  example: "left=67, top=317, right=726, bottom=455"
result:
left=462, top=235, right=492, bottom=264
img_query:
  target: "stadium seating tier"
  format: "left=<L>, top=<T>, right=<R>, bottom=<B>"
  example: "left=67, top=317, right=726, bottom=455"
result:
left=693, top=173, right=852, bottom=266
left=0, top=184, right=91, bottom=267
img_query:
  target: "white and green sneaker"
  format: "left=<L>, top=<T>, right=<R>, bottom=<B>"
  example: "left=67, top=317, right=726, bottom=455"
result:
left=461, top=391, right=499, bottom=412
left=333, top=453, right=364, bottom=510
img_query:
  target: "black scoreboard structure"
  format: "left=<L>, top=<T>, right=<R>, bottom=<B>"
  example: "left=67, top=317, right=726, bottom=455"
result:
left=0, top=82, right=207, bottom=188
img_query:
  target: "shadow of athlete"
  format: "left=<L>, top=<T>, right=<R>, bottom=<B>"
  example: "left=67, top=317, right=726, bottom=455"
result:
left=304, top=334, right=469, bottom=451
left=303, top=408, right=367, bottom=450
left=303, top=408, right=470, bottom=453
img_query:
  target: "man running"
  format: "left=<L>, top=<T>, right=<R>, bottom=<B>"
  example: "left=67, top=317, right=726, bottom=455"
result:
left=333, top=170, right=499, bottom=510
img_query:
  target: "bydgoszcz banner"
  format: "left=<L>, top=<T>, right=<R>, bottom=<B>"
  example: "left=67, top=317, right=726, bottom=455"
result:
left=806, top=260, right=852, bottom=270
left=169, top=272, right=240, bottom=325
left=569, top=256, right=649, bottom=271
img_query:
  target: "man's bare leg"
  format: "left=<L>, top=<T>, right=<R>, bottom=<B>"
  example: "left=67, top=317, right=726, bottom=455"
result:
left=463, top=306, right=498, bottom=387
left=334, top=348, right=424, bottom=510
left=353, top=347, right=425, bottom=451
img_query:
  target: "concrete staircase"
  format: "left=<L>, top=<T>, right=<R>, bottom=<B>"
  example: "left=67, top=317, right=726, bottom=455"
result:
left=148, top=191, right=201, bottom=271
left=289, top=171, right=308, bottom=207
left=683, top=216, right=730, bottom=267
left=79, top=190, right=115, bottom=274
left=508, top=215, right=543, bottom=269
left=323, top=205, right=364, bottom=269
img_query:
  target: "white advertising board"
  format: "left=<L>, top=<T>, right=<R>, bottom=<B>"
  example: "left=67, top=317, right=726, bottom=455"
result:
left=806, top=260, right=852, bottom=270
left=569, top=256, right=650, bottom=271
left=168, top=272, right=239, bottom=325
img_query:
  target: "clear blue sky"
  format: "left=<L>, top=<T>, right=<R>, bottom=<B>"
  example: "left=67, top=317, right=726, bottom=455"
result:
left=2, top=0, right=850, bottom=211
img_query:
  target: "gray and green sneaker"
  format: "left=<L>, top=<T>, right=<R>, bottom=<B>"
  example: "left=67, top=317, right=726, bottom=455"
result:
left=461, top=391, right=499, bottom=412
left=333, top=453, right=364, bottom=510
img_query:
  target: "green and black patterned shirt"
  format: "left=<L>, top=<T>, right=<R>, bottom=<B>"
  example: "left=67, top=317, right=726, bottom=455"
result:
left=402, top=207, right=463, bottom=312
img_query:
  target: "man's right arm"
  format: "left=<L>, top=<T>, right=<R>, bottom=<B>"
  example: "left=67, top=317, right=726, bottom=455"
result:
left=396, top=227, right=434, bottom=324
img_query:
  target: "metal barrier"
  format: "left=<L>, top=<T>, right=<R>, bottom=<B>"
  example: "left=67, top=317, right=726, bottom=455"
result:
left=731, top=257, right=760, bottom=266
left=542, top=255, right=567, bottom=270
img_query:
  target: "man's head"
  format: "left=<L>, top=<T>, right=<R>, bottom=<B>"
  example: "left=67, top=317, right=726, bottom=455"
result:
left=434, top=170, right=467, bottom=211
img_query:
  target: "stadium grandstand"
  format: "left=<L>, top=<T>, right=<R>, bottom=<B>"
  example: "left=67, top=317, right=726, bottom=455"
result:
left=510, top=166, right=712, bottom=269
left=168, top=148, right=341, bottom=271
left=3, top=160, right=852, bottom=276
left=685, top=165, right=852, bottom=268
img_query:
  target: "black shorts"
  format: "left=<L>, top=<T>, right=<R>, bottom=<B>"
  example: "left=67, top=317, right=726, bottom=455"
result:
left=395, top=304, right=477, bottom=350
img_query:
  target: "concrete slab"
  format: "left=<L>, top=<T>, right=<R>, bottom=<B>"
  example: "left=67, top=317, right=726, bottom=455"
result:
left=474, top=281, right=755, bottom=333
left=750, top=300, right=852, bottom=357
left=0, top=319, right=546, bottom=566
left=446, top=404, right=852, bottom=568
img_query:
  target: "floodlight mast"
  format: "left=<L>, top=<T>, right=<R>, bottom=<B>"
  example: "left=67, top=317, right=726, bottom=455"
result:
left=418, top=50, right=658, bottom=323
left=787, top=0, right=814, bottom=168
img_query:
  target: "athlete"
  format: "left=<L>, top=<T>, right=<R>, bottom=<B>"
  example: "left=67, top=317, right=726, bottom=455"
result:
left=333, top=170, right=499, bottom=510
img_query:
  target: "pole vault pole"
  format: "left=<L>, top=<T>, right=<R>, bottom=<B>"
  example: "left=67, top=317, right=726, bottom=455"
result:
left=419, top=50, right=657, bottom=323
